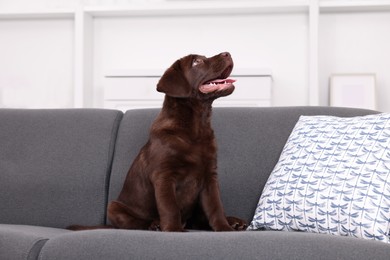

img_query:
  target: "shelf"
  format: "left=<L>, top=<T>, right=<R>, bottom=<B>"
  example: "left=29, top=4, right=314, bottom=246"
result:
left=0, top=9, right=75, bottom=19
left=320, top=0, right=390, bottom=12
left=85, top=0, right=309, bottom=17
left=1, top=1, right=389, bottom=19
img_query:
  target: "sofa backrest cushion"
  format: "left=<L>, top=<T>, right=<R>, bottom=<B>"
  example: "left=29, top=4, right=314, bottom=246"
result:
left=108, top=107, right=378, bottom=225
left=108, top=109, right=157, bottom=205
left=0, top=109, right=123, bottom=228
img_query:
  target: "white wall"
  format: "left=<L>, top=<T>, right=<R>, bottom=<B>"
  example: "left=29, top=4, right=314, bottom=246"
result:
left=0, top=19, right=74, bottom=108
left=319, top=11, right=390, bottom=111
left=93, top=13, right=308, bottom=107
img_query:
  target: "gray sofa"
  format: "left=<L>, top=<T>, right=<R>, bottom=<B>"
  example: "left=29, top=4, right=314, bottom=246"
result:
left=1, top=106, right=390, bottom=260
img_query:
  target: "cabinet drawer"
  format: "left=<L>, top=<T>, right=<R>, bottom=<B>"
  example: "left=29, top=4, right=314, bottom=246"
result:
left=104, top=100, right=163, bottom=111
left=104, top=77, right=162, bottom=100
left=224, top=76, right=272, bottom=100
left=103, top=70, right=272, bottom=111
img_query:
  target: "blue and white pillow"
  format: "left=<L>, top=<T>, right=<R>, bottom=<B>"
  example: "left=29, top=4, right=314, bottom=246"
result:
left=248, top=113, right=390, bottom=243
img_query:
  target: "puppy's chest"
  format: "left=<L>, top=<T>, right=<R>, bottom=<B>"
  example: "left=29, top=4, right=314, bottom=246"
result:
left=175, top=136, right=217, bottom=202
left=187, top=138, right=216, bottom=163
left=172, top=127, right=217, bottom=168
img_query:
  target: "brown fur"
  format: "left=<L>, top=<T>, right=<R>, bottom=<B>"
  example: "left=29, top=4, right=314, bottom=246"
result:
left=68, top=52, right=246, bottom=232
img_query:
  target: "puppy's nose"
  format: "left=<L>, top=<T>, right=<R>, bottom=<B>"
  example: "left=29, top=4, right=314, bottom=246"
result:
left=221, top=52, right=230, bottom=58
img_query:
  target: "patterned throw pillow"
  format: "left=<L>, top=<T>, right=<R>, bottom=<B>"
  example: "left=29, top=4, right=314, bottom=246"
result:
left=248, top=113, right=390, bottom=243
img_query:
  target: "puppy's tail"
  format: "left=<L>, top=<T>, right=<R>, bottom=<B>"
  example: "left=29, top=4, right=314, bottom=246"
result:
left=67, top=225, right=115, bottom=231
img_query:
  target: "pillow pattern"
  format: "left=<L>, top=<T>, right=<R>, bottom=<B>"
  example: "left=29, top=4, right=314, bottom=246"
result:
left=248, top=113, right=390, bottom=243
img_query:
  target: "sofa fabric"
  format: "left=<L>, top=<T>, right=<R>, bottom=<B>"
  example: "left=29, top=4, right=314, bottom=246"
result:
left=1, top=107, right=388, bottom=260
left=0, top=109, right=123, bottom=228
left=0, top=224, right=69, bottom=260
left=38, top=229, right=390, bottom=260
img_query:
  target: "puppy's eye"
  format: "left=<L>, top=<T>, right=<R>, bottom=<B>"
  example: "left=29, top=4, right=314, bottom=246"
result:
left=192, top=58, right=204, bottom=67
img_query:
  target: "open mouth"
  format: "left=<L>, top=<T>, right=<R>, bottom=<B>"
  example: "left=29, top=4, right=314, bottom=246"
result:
left=199, top=66, right=235, bottom=94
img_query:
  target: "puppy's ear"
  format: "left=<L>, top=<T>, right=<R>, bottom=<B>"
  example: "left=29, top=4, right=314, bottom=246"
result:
left=157, top=60, right=192, bottom=98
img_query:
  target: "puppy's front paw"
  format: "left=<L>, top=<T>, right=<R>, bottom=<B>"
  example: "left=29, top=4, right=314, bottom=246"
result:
left=148, top=220, right=161, bottom=231
left=226, top=216, right=247, bottom=231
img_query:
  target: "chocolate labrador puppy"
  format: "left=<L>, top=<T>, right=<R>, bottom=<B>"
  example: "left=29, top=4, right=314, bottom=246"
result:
left=69, top=52, right=246, bottom=232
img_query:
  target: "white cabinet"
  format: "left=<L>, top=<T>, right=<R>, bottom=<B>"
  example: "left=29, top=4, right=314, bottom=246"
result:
left=103, top=69, right=272, bottom=111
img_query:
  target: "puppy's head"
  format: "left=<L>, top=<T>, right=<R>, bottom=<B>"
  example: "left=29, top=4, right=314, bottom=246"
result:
left=157, top=52, right=235, bottom=99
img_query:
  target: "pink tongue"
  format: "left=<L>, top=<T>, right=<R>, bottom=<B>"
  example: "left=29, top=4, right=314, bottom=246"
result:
left=199, top=78, right=236, bottom=94
left=207, top=78, right=236, bottom=84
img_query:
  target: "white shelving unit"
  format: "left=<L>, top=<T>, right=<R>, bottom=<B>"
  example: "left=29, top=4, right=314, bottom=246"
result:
left=1, top=0, right=390, bottom=108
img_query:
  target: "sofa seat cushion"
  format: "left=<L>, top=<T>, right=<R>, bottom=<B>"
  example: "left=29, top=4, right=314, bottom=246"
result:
left=0, top=224, right=70, bottom=260
left=38, top=229, right=390, bottom=260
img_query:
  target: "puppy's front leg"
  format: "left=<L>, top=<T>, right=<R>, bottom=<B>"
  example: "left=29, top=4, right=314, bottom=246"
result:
left=153, top=177, right=184, bottom=232
left=200, top=175, right=234, bottom=231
